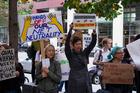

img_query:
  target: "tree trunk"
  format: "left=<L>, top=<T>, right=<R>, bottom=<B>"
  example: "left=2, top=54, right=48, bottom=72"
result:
left=9, top=0, right=18, bottom=63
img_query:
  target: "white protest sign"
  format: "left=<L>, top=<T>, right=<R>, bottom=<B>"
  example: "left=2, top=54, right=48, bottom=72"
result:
left=126, top=39, right=140, bottom=70
left=56, top=51, right=70, bottom=81
left=83, top=34, right=92, bottom=49
left=18, top=11, right=63, bottom=42
left=42, top=58, right=50, bottom=68
left=0, top=49, right=16, bottom=81
left=73, top=13, right=96, bottom=29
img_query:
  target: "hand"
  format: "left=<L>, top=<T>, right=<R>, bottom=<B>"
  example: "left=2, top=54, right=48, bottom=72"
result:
left=41, top=71, right=47, bottom=77
left=42, top=67, right=49, bottom=74
left=15, top=71, right=20, bottom=77
left=92, top=29, right=96, bottom=35
left=48, top=13, right=58, bottom=25
left=70, top=23, right=73, bottom=29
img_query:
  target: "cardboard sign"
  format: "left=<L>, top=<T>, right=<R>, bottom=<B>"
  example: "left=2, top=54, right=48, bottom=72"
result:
left=73, top=13, right=96, bottom=29
left=102, top=63, right=134, bottom=85
left=0, top=49, right=16, bottom=81
left=18, top=11, right=63, bottom=42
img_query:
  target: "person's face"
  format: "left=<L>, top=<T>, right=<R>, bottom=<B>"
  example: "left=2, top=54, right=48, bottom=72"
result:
left=0, top=45, right=5, bottom=51
left=106, top=39, right=112, bottom=49
left=45, top=46, right=55, bottom=59
left=114, top=49, right=124, bottom=61
left=73, top=41, right=82, bottom=53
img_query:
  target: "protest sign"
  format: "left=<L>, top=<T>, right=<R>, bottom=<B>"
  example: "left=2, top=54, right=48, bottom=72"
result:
left=126, top=39, right=140, bottom=70
left=83, top=34, right=92, bottom=49
left=0, top=49, right=16, bottom=81
left=102, top=63, right=134, bottom=85
left=42, top=58, right=50, bottom=68
left=18, top=11, right=63, bottom=42
left=56, top=51, right=70, bottom=81
left=73, top=13, right=96, bottom=29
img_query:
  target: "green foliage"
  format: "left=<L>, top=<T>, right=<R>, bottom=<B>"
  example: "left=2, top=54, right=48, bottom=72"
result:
left=0, top=0, right=8, bottom=26
left=64, top=0, right=140, bottom=20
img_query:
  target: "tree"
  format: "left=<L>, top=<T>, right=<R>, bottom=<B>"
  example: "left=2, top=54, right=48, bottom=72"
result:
left=64, top=0, right=140, bottom=20
left=9, top=0, right=18, bottom=62
left=0, top=0, right=8, bottom=26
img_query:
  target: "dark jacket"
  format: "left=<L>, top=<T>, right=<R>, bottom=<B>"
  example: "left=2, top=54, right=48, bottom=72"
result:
left=65, top=28, right=97, bottom=93
left=36, top=60, right=61, bottom=93
left=0, top=63, right=25, bottom=93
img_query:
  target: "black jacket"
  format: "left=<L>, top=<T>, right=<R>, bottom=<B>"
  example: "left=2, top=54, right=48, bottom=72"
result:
left=0, top=63, right=25, bottom=93
left=65, top=28, right=97, bottom=93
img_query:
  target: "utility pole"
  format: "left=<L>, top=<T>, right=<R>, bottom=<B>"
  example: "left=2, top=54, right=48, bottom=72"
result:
left=9, top=0, right=18, bottom=62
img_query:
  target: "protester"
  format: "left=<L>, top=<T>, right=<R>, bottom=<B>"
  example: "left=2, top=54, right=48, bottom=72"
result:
left=35, top=39, right=50, bottom=62
left=104, top=46, right=133, bottom=93
left=65, top=24, right=97, bottom=93
left=93, top=38, right=112, bottom=89
left=36, top=44, right=61, bottom=93
left=27, top=39, right=50, bottom=83
left=0, top=44, right=25, bottom=93
left=130, top=34, right=140, bottom=93
left=93, top=37, right=112, bottom=63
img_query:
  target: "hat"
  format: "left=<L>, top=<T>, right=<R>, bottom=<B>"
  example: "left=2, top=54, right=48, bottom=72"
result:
left=107, top=46, right=122, bottom=61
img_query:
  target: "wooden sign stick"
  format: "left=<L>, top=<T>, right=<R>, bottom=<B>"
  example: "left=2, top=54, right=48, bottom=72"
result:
left=40, top=40, right=45, bottom=59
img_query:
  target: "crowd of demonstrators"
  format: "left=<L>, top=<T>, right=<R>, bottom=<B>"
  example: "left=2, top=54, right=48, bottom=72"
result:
left=36, top=44, right=61, bottom=93
left=65, top=24, right=97, bottom=93
left=0, top=44, right=25, bottom=93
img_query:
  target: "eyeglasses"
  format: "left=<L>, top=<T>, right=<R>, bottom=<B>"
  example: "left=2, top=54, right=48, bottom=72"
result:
left=116, top=52, right=124, bottom=54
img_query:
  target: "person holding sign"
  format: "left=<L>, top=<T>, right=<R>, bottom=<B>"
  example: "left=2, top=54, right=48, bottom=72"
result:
left=0, top=44, right=25, bottom=93
left=65, top=24, right=97, bottom=93
left=103, top=46, right=134, bottom=93
left=36, top=44, right=61, bottom=93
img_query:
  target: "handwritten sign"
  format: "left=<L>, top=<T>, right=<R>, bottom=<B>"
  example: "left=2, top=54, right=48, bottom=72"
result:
left=83, top=34, right=92, bottom=49
left=18, top=11, right=63, bottom=42
left=102, top=63, right=134, bottom=85
left=0, top=49, right=16, bottom=81
left=73, top=13, right=96, bottom=29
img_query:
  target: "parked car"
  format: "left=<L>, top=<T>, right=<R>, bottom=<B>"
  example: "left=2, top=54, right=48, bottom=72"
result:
left=88, top=65, right=100, bottom=85
left=18, top=51, right=32, bottom=73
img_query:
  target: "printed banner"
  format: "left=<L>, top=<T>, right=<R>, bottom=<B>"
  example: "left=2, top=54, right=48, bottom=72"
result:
left=73, top=13, right=96, bottom=29
left=102, top=63, right=134, bottom=85
left=0, top=49, right=16, bottom=81
left=18, top=11, right=63, bottom=42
